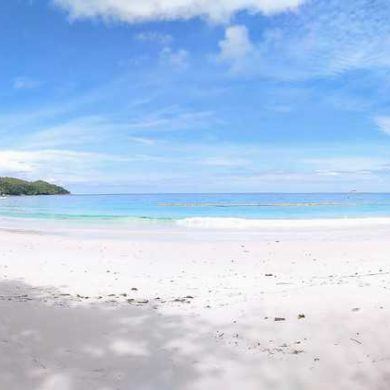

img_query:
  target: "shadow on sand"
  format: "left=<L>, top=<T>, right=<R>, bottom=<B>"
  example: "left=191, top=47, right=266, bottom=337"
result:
left=0, top=279, right=239, bottom=390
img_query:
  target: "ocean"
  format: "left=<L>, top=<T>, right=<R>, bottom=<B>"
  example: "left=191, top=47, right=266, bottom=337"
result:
left=1, top=193, right=390, bottom=228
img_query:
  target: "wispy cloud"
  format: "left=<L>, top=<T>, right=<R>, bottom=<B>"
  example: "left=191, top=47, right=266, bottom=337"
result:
left=53, top=0, right=305, bottom=23
left=375, top=116, right=390, bottom=135
left=13, top=77, right=40, bottom=90
left=22, top=116, right=112, bottom=149
left=0, top=96, right=218, bottom=160
left=0, top=149, right=121, bottom=182
left=0, top=79, right=122, bottom=134
left=200, top=156, right=250, bottom=168
left=304, top=157, right=390, bottom=176
left=128, top=136, right=157, bottom=146
left=135, top=32, right=173, bottom=45
left=0, top=146, right=199, bottom=190
left=160, top=47, right=189, bottom=69
left=126, top=106, right=217, bottom=132
left=218, top=0, right=390, bottom=79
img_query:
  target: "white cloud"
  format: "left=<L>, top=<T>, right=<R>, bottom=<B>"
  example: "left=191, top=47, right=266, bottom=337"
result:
left=218, top=25, right=255, bottom=71
left=0, top=151, right=36, bottom=173
left=0, top=150, right=95, bottom=177
left=0, top=149, right=128, bottom=183
left=375, top=116, right=390, bottom=135
left=160, top=47, right=189, bottom=69
left=53, top=0, right=305, bottom=23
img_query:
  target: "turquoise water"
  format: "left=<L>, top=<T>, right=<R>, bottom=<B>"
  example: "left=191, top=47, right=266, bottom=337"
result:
left=1, top=193, right=390, bottom=225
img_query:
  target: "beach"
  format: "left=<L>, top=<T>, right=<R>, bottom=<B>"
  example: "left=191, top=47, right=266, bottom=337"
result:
left=3, top=0, right=390, bottom=387
left=1, top=221, right=390, bottom=389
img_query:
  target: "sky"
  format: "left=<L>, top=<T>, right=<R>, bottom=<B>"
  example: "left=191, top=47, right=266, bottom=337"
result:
left=0, top=0, right=390, bottom=193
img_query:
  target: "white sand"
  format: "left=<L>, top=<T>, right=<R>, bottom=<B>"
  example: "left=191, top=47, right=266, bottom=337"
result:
left=1, top=221, right=390, bottom=389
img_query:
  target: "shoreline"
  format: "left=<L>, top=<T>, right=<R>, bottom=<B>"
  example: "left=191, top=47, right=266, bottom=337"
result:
left=1, top=215, right=390, bottom=235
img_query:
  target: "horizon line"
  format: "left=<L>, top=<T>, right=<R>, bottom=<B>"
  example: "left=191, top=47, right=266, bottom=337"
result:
left=67, top=191, right=390, bottom=196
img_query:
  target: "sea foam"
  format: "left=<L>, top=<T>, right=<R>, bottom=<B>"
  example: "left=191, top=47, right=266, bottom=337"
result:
left=175, top=217, right=390, bottom=229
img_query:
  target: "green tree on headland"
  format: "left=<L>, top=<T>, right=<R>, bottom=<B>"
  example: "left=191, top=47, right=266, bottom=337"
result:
left=0, top=177, right=70, bottom=196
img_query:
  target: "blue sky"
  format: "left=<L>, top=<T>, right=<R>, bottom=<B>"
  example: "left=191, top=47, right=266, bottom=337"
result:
left=0, top=0, right=390, bottom=193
